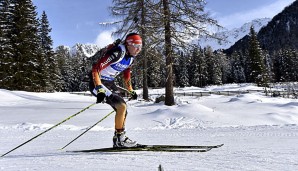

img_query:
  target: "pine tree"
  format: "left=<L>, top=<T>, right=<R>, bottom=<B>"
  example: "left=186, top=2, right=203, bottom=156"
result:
left=290, top=49, right=298, bottom=81
left=55, top=45, right=71, bottom=91
left=0, top=0, right=14, bottom=89
left=174, top=51, right=189, bottom=87
left=230, top=52, right=246, bottom=83
left=189, top=46, right=207, bottom=87
left=10, top=0, right=41, bottom=91
left=70, top=44, right=89, bottom=91
left=147, top=48, right=164, bottom=88
left=263, top=51, right=274, bottom=83
left=248, top=26, right=268, bottom=86
left=278, top=48, right=298, bottom=82
left=214, top=50, right=227, bottom=85
left=273, top=50, right=285, bottom=82
left=205, top=46, right=214, bottom=85
left=39, top=11, right=58, bottom=92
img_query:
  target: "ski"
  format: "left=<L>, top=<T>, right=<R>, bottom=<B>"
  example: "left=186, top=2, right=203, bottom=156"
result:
left=141, top=143, right=224, bottom=149
left=69, top=147, right=211, bottom=153
left=68, top=144, right=223, bottom=153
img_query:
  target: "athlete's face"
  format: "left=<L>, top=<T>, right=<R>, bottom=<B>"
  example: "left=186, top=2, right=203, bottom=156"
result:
left=127, top=43, right=142, bottom=56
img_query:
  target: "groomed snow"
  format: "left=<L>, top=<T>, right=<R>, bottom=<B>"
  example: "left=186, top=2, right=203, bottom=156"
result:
left=0, top=84, right=298, bottom=171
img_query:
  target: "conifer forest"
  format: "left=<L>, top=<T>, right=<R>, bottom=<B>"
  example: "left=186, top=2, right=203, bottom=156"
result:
left=1, top=0, right=298, bottom=95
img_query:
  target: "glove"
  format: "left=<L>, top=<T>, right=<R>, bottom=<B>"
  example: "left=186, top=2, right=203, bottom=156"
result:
left=129, top=90, right=138, bottom=100
left=95, top=85, right=106, bottom=103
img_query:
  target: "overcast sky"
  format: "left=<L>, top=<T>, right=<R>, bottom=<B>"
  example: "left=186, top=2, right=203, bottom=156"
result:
left=33, top=0, right=296, bottom=48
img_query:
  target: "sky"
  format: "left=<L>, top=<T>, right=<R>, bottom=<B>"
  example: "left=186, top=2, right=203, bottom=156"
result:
left=32, top=0, right=296, bottom=48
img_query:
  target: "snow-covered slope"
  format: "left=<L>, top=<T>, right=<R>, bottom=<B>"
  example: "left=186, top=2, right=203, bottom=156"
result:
left=1, top=84, right=298, bottom=171
left=199, top=18, right=271, bottom=50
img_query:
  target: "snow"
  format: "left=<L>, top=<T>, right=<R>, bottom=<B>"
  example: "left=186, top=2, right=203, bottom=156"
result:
left=1, top=84, right=298, bottom=171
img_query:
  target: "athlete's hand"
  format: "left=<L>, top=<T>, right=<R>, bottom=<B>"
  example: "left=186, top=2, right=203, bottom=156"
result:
left=129, top=90, right=138, bottom=100
left=95, top=85, right=106, bottom=103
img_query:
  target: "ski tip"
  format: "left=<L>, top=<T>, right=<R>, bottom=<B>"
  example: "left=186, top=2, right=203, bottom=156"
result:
left=210, top=144, right=224, bottom=148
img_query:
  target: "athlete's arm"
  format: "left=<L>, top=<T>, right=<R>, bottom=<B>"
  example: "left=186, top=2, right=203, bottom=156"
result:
left=123, top=67, right=133, bottom=92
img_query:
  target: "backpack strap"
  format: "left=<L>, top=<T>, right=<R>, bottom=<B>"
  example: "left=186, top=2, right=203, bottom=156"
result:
left=109, top=44, right=127, bottom=65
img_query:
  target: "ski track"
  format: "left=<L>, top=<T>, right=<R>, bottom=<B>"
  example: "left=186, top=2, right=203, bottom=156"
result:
left=1, top=126, right=298, bottom=171
left=1, top=87, right=298, bottom=170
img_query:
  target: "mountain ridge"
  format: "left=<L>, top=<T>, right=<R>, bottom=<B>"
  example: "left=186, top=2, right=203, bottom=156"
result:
left=225, top=0, right=298, bottom=54
left=198, top=18, right=271, bottom=50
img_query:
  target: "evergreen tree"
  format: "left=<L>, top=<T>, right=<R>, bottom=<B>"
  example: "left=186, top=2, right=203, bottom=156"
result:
left=174, top=51, right=189, bottom=87
left=204, top=46, right=213, bottom=85
left=188, top=46, right=199, bottom=86
left=263, top=51, right=274, bottom=83
left=189, top=46, right=207, bottom=87
left=0, top=0, right=14, bottom=89
left=10, top=0, right=42, bottom=91
left=147, top=48, right=164, bottom=88
left=70, top=44, right=89, bottom=91
left=230, top=51, right=246, bottom=83
left=39, top=11, right=58, bottom=92
left=55, top=45, right=71, bottom=91
left=276, top=48, right=298, bottom=82
left=290, top=49, right=298, bottom=81
left=214, top=50, right=227, bottom=85
left=248, top=26, right=268, bottom=86
left=273, top=49, right=285, bottom=82
left=205, top=47, right=222, bottom=85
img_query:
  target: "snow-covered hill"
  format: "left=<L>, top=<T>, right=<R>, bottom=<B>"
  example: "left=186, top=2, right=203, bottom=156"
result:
left=199, top=18, right=271, bottom=50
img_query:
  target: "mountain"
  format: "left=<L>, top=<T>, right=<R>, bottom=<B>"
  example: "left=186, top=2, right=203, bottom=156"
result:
left=198, top=18, right=271, bottom=50
left=225, top=0, right=298, bottom=54
left=70, top=43, right=101, bottom=57
left=55, top=43, right=101, bottom=58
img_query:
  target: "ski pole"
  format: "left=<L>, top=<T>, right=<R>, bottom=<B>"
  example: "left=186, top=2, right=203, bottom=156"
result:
left=61, top=110, right=115, bottom=150
left=61, top=97, right=131, bottom=149
left=1, top=103, right=96, bottom=157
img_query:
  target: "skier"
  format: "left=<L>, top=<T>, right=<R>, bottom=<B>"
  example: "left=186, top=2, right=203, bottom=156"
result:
left=89, top=33, right=142, bottom=148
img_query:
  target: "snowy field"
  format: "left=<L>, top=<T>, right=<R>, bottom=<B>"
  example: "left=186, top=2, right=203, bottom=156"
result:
left=1, top=84, right=298, bottom=171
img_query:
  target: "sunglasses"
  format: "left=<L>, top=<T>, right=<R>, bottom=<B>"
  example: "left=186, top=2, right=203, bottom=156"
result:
left=130, top=43, right=142, bottom=49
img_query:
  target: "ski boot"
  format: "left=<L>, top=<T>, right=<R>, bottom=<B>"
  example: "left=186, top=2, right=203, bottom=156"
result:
left=113, top=131, right=138, bottom=148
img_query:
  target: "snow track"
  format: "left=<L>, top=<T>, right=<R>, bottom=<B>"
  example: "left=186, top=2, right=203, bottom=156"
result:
left=1, top=126, right=298, bottom=171
left=1, top=85, right=298, bottom=170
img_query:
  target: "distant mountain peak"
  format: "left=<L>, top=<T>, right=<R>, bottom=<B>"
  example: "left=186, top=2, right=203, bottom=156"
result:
left=198, top=18, right=271, bottom=50
left=70, top=43, right=101, bottom=57
left=226, top=0, right=298, bottom=54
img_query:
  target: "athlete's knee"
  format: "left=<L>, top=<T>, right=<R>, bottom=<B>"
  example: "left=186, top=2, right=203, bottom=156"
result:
left=115, top=102, right=126, bottom=111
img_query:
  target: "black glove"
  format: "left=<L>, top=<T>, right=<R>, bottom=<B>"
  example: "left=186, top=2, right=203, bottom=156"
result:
left=129, top=90, right=138, bottom=100
left=95, top=85, right=106, bottom=103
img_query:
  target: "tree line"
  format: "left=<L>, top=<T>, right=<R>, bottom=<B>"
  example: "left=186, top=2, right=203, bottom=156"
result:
left=55, top=25, right=298, bottom=93
left=1, top=0, right=298, bottom=105
left=0, top=0, right=58, bottom=91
